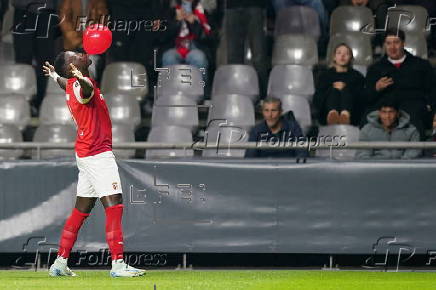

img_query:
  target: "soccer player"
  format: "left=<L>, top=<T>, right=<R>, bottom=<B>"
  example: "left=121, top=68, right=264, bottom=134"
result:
left=42, top=51, right=145, bottom=277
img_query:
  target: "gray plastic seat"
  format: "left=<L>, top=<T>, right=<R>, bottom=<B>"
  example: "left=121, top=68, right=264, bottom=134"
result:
left=278, top=94, right=312, bottom=134
left=212, top=65, right=259, bottom=102
left=330, top=6, right=374, bottom=37
left=202, top=124, right=248, bottom=158
left=146, top=125, right=194, bottom=159
left=0, top=95, right=30, bottom=130
left=0, top=42, right=15, bottom=64
left=316, top=125, right=359, bottom=159
left=272, top=34, right=318, bottom=67
left=353, top=65, right=367, bottom=77
left=405, top=33, right=428, bottom=59
left=157, top=65, right=204, bottom=101
left=0, top=124, right=23, bottom=160
left=46, top=77, right=65, bottom=94
left=268, top=65, right=314, bottom=100
left=32, top=124, right=75, bottom=159
left=105, top=93, right=141, bottom=129
left=101, top=62, right=148, bottom=101
left=112, top=123, right=135, bottom=159
left=275, top=6, right=321, bottom=40
left=387, top=5, right=429, bottom=36
left=39, top=93, right=74, bottom=126
left=327, top=32, right=373, bottom=66
left=152, top=94, right=199, bottom=132
left=0, top=64, right=37, bottom=101
left=208, top=94, right=255, bottom=130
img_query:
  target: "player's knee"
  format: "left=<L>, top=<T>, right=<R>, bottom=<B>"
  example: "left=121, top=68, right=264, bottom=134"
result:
left=101, top=193, right=123, bottom=208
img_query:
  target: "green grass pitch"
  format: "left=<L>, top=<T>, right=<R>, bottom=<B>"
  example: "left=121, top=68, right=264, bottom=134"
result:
left=1, top=270, right=436, bottom=290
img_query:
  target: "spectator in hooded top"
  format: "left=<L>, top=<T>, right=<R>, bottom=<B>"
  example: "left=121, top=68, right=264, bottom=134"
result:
left=356, top=99, right=421, bottom=159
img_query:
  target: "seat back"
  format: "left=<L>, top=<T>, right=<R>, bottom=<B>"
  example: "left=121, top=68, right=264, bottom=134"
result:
left=330, top=6, right=374, bottom=36
left=212, top=65, right=259, bottom=101
left=32, top=124, right=76, bottom=159
left=275, top=6, right=321, bottom=40
left=279, top=94, right=312, bottom=134
left=0, top=64, right=36, bottom=100
left=39, top=93, right=74, bottom=126
left=208, top=94, right=255, bottom=130
left=0, top=95, right=30, bottom=130
left=316, top=125, right=360, bottom=159
left=202, top=124, right=248, bottom=158
left=268, top=65, right=314, bottom=99
left=0, top=124, right=23, bottom=160
left=272, top=34, right=318, bottom=66
left=157, top=65, right=204, bottom=101
left=105, top=93, right=141, bottom=129
left=146, top=125, right=194, bottom=159
left=112, top=123, right=135, bottom=159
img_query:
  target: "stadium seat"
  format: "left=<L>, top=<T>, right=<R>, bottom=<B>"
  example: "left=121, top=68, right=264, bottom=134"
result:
left=146, top=125, right=194, bottom=159
left=272, top=34, right=318, bottom=67
left=112, top=123, right=135, bottom=159
left=45, top=77, right=65, bottom=94
left=211, top=65, right=259, bottom=102
left=387, top=5, right=429, bottom=36
left=267, top=65, right=315, bottom=100
left=152, top=94, right=199, bottom=132
left=353, top=65, right=367, bottom=77
left=101, top=62, right=148, bottom=101
left=326, top=32, right=373, bottom=66
left=274, top=6, right=321, bottom=41
left=32, top=124, right=76, bottom=159
left=0, top=42, right=14, bottom=64
left=405, top=33, right=428, bottom=59
left=0, top=64, right=37, bottom=101
left=278, top=94, right=312, bottom=134
left=0, top=123, right=23, bottom=160
left=207, top=94, right=255, bottom=130
left=105, top=93, right=141, bottom=129
left=0, top=95, right=31, bottom=130
left=316, top=124, right=359, bottom=159
left=39, top=93, right=74, bottom=126
left=330, top=6, right=374, bottom=36
left=157, top=65, right=204, bottom=101
left=202, top=124, right=248, bottom=158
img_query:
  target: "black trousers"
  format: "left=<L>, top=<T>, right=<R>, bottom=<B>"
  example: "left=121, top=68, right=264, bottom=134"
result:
left=13, top=8, right=59, bottom=112
left=224, top=7, right=268, bottom=97
left=325, top=88, right=353, bottom=114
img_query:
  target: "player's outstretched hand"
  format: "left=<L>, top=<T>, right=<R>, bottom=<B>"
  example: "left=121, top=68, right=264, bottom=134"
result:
left=42, top=61, right=55, bottom=77
left=70, top=63, right=84, bottom=79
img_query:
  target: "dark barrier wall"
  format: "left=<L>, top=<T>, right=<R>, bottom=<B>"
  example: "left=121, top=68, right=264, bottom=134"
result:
left=1, top=159, right=436, bottom=254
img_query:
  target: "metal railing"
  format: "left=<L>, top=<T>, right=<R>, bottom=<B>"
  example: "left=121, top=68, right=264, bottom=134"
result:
left=1, top=142, right=436, bottom=160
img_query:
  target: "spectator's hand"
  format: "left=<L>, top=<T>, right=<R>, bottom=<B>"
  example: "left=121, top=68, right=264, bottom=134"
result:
left=375, top=77, right=394, bottom=91
left=185, top=13, right=196, bottom=24
left=333, top=81, right=346, bottom=90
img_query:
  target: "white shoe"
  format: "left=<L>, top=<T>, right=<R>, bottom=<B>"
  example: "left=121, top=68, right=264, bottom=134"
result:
left=110, top=259, right=146, bottom=277
left=49, top=257, right=77, bottom=277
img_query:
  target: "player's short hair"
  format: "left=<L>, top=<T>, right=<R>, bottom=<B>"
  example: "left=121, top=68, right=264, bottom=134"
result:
left=262, top=97, right=282, bottom=111
left=54, top=51, right=67, bottom=78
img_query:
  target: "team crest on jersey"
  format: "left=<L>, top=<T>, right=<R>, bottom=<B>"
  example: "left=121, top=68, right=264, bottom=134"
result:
left=112, top=182, right=118, bottom=190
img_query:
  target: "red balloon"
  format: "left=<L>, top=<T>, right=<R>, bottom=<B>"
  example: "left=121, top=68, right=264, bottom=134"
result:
left=83, top=24, right=112, bottom=55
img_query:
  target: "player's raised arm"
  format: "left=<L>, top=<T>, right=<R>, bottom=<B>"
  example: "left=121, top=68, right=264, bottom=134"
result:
left=42, top=61, right=67, bottom=91
left=70, top=63, right=94, bottom=99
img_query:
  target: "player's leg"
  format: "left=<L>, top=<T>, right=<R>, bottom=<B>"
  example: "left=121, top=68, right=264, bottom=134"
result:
left=91, top=151, right=145, bottom=277
left=49, top=197, right=97, bottom=277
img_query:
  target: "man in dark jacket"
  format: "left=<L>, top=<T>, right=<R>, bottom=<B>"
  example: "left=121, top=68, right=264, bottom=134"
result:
left=365, top=29, right=436, bottom=137
left=245, top=97, right=308, bottom=158
left=356, top=99, right=421, bottom=159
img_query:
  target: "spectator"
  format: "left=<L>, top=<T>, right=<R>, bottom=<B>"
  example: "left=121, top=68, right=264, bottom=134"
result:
left=223, top=0, right=268, bottom=96
left=365, top=29, right=436, bottom=138
left=245, top=97, right=308, bottom=158
left=11, top=0, right=60, bottom=115
left=59, top=0, right=108, bottom=81
left=313, top=43, right=365, bottom=126
left=106, top=0, right=163, bottom=73
left=356, top=100, right=421, bottom=159
left=161, top=0, right=211, bottom=75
